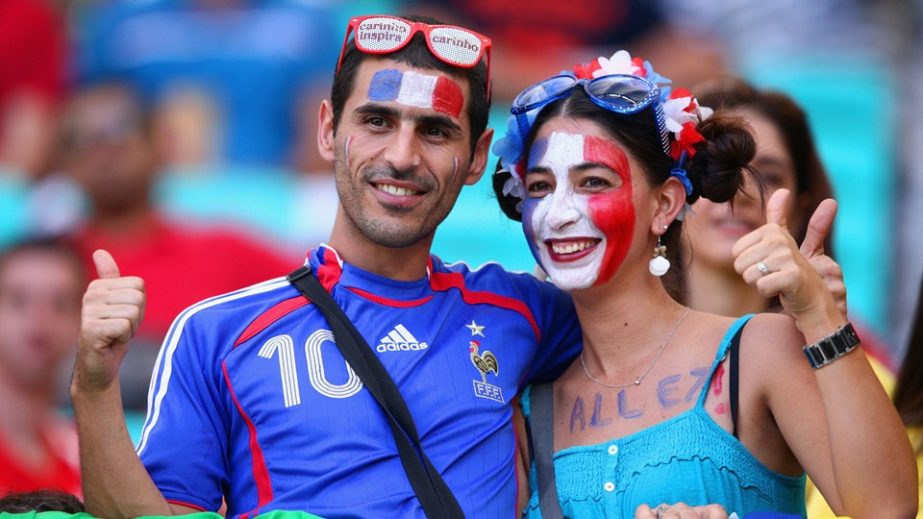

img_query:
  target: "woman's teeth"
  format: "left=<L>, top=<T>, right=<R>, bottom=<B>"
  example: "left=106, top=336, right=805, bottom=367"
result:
left=551, top=241, right=597, bottom=254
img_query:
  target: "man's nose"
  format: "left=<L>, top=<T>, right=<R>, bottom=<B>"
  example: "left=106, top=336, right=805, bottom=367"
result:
left=382, top=126, right=422, bottom=172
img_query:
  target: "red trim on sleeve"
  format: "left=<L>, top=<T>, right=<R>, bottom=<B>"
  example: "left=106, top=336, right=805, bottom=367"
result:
left=429, top=270, right=541, bottom=341
left=221, top=361, right=273, bottom=510
left=233, top=296, right=310, bottom=347
left=346, top=286, right=433, bottom=308
left=166, top=499, right=208, bottom=513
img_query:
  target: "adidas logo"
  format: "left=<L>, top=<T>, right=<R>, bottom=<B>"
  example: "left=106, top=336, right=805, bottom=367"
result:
left=377, top=324, right=429, bottom=352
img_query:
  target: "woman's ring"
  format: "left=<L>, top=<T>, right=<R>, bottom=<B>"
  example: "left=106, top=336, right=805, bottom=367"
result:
left=757, top=261, right=770, bottom=275
left=655, top=504, right=670, bottom=519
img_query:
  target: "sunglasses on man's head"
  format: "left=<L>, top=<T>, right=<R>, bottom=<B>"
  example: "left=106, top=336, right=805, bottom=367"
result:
left=336, top=15, right=492, bottom=101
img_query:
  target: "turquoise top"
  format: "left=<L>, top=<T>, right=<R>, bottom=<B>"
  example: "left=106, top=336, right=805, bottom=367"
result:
left=521, top=315, right=806, bottom=518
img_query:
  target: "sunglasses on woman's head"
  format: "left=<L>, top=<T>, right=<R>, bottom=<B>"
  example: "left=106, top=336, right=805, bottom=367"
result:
left=512, top=73, right=669, bottom=155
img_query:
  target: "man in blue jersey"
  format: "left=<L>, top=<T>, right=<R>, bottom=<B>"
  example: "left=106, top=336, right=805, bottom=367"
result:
left=72, top=14, right=582, bottom=518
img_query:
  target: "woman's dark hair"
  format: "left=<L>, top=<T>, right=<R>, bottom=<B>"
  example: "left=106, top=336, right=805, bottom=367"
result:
left=893, top=277, right=923, bottom=434
left=496, top=89, right=755, bottom=300
left=695, top=77, right=835, bottom=254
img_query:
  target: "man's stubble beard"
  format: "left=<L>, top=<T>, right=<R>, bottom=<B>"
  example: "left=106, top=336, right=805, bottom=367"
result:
left=333, top=160, right=459, bottom=250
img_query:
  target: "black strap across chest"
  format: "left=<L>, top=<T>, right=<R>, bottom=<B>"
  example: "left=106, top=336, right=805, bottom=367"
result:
left=287, top=265, right=464, bottom=519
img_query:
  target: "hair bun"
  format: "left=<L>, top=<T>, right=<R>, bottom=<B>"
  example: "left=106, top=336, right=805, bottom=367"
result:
left=685, top=113, right=756, bottom=204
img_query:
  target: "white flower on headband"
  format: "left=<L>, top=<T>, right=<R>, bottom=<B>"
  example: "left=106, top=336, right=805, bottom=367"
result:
left=593, top=50, right=645, bottom=78
left=502, top=173, right=526, bottom=212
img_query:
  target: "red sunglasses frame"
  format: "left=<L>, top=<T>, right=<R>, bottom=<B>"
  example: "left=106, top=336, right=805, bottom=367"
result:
left=335, top=15, right=492, bottom=101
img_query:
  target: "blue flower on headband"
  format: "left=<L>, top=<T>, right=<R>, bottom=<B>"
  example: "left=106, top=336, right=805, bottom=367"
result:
left=492, top=109, right=539, bottom=179
left=642, top=61, right=672, bottom=102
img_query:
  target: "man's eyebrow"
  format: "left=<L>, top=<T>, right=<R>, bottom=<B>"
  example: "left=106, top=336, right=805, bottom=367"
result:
left=354, top=103, right=401, bottom=119
left=415, top=114, right=463, bottom=135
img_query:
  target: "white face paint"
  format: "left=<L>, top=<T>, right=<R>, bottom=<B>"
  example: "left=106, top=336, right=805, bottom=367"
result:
left=526, top=132, right=607, bottom=291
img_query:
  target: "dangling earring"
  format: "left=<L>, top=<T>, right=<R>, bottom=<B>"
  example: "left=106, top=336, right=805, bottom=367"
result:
left=649, top=235, right=670, bottom=277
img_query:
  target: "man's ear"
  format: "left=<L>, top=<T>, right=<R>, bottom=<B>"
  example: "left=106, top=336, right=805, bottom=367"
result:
left=317, top=99, right=336, bottom=164
left=464, top=128, right=494, bottom=186
left=650, top=176, right=687, bottom=233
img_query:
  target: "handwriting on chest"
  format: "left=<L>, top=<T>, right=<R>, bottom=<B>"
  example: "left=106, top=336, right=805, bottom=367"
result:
left=568, top=367, right=710, bottom=433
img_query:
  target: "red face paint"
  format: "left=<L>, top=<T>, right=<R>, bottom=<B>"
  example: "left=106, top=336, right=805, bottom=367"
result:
left=584, top=135, right=635, bottom=286
left=432, top=76, right=463, bottom=118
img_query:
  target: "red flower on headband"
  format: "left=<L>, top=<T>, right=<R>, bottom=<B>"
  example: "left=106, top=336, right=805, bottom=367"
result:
left=631, top=57, right=647, bottom=76
left=670, top=122, right=705, bottom=160
left=573, top=59, right=602, bottom=80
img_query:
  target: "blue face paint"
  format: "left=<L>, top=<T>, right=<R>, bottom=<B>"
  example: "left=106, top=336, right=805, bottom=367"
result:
left=520, top=136, right=550, bottom=268
left=368, top=69, right=403, bottom=101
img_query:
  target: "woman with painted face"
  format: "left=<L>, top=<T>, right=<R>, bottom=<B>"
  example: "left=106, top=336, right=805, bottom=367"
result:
left=493, top=51, right=916, bottom=518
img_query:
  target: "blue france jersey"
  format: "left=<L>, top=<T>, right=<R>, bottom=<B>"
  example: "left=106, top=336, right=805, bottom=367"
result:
left=137, top=246, right=581, bottom=518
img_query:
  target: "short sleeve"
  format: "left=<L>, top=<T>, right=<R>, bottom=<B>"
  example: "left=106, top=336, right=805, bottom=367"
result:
left=136, top=312, right=229, bottom=512
left=523, top=279, right=582, bottom=384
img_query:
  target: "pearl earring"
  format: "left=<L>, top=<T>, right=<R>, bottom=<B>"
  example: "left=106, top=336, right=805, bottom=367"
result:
left=649, top=235, right=670, bottom=276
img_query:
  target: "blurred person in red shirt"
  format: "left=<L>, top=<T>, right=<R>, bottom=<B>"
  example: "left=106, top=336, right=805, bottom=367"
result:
left=0, top=238, right=83, bottom=497
left=57, top=83, right=295, bottom=408
left=0, top=0, right=68, bottom=178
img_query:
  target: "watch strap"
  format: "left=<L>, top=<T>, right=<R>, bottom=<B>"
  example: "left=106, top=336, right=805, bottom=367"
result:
left=803, top=322, right=861, bottom=369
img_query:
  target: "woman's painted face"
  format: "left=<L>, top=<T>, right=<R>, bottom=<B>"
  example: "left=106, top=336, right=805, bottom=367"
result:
left=522, top=127, right=636, bottom=291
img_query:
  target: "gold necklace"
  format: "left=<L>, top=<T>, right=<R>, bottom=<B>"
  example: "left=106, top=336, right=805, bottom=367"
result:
left=579, top=307, right=691, bottom=388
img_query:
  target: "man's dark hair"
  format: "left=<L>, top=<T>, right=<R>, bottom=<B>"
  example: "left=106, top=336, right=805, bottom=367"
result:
left=330, top=14, right=490, bottom=153
left=0, top=490, right=86, bottom=513
left=0, top=236, right=86, bottom=289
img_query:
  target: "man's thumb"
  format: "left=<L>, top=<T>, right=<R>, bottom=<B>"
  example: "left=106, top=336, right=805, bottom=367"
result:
left=93, top=249, right=121, bottom=279
left=800, top=198, right=838, bottom=256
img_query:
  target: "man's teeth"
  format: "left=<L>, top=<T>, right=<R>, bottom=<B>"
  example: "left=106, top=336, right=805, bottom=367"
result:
left=377, top=184, right=417, bottom=196
left=551, top=241, right=597, bottom=254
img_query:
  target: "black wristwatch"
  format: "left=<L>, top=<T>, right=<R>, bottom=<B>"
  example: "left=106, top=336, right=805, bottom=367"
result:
left=803, top=322, right=861, bottom=369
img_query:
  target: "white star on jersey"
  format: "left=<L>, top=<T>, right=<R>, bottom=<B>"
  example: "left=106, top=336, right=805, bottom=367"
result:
left=465, top=320, right=486, bottom=337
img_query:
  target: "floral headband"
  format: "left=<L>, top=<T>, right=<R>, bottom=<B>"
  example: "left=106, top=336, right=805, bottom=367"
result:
left=493, top=50, right=713, bottom=208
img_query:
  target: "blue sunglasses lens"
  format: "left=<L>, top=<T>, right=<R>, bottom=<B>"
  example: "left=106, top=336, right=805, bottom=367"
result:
left=512, top=75, right=577, bottom=113
left=585, top=75, right=657, bottom=113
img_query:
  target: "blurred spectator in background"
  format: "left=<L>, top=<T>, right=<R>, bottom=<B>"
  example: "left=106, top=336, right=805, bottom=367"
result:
left=408, top=0, right=727, bottom=102
left=74, top=0, right=339, bottom=172
left=0, top=0, right=68, bottom=179
left=658, top=0, right=900, bottom=354
left=687, top=77, right=896, bottom=372
left=57, top=82, right=294, bottom=408
left=0, top=238, right=83, bottom=497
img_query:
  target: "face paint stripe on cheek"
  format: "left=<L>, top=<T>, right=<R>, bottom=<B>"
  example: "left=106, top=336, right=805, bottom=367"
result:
left=585, top=136, right=634, bottom=286
left=344, top=135, right=351, bottom=171
left=521, top=197, right=544, bottom=265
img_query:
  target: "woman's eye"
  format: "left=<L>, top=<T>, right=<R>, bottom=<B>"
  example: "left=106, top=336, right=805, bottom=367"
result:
left=581, top=177, right=611, bottom=190
left=526, top=181, right=552, bottom=195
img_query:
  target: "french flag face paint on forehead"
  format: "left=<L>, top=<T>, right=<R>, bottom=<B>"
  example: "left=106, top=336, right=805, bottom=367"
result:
left=368, top=69, right=464, bottom=118
left=522, top=131, right=635, bottom=291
